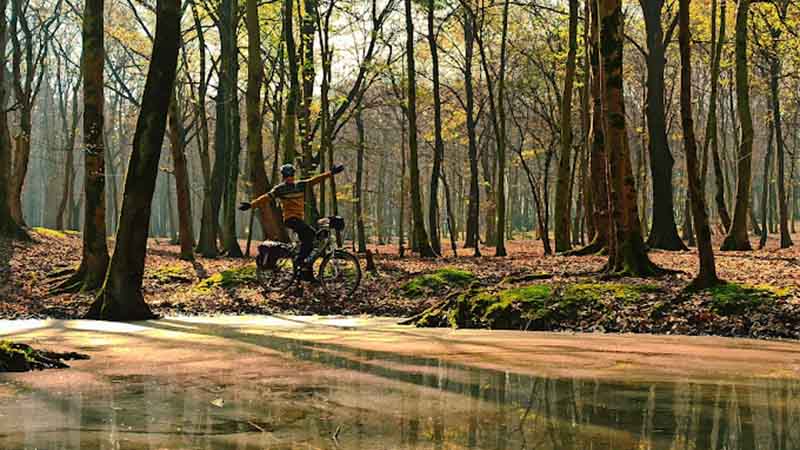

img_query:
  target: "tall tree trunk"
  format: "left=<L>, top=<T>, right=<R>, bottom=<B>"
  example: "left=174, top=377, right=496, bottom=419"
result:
left=749, top=191, right=762, bottom=235
left=682, top=193, right=696, bottom=246
left=768, top=50, right=793, bottom=248
left=441, top=171, right=458, bottom=256
left=220, top=0, right=242, bottom=257
left=69, top=0, right=110, bottom=291
left=318, top=10, right=331, bottom=216
left=8, top=0, right=29, bottom=228
left=569, top=0, right=608, bottom=256
left=398, top=106, right=406, bottom=257
left=375, top=138, right=386, bottom=244
left=165, top=171, right=177, bottom=241
left=355, top=105, right=367, bottom=253
left=427, top=0, right=444, bottom=256
left=580, top=2, right=595, bottom=244
left=247, top=0, right=287, bottom=242
left=167, top=93, right=194, bottom=260
left=0, top=0, right=24, bottom=239
left=680, top=0, right=721, bottom=289
left=493, top=0, right=510, bottom=257
left=300, top=0, right=318, bottom=220
left=192, top=0, right=218, bottom=257
left=86, top=0, right=180, bottom=321
left=106, top=99, right=121, bottom=235
left=55, top=69, right=81, bottom=231
left=720, top=0, right=754, bottom=251
left=463, top=8, right=480, bottom=256
left=518, top=151, right=552, bottom=256
left=403, top=0, right=435, bottom=257
left=474, top=0, right=510, bottom=256
left=641, top=0, right=687, bottom=251
left=759, top=119, right=775, bottom=249
left=600, top=0, right=660, bottom=275
left=283, top=0, right=300, bottom=164
left=790, top=109, right=798, bottom=235
left=554, top=0, right=578, bottom=253
left=703, top=0, right=732, bottom=232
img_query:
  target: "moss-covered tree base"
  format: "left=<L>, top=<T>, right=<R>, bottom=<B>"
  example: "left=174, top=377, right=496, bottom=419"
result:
left=607, top=239, right=665, bottom=278
left=409, top=280, right=798, bottom=339
left=415, top=281, right=659, bottom=330
left=0, top=341, right=89, bottom=372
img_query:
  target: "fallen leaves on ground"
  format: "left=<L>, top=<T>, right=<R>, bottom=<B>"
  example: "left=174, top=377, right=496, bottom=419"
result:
left=0, top=229, right=798, bottom=341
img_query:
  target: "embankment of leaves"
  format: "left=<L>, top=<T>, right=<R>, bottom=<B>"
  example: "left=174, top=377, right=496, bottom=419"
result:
left=0, top=340, right=89, bottom=372
left=408, top=279, right=800, bottom=340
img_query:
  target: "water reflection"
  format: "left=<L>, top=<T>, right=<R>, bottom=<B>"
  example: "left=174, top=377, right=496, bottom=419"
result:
left=2, top=325, right=800, bottom=449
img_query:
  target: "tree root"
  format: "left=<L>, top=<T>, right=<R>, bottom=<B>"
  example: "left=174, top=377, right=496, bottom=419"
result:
left=48, top=269, right=86, bottom=296
left=563, top=240, right=606, bottom=257
left=398, top=290, right=463, bottom=326
left=47, top=265, right=104, bottom=296
left=46, top=267, right=77, bottom=279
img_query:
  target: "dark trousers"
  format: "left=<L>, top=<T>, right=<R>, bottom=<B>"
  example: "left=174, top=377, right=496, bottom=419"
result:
left=284, top=217, right=315, bottom=270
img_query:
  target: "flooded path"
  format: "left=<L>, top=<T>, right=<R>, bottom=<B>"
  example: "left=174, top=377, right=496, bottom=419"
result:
left=2, top=315, right=800, bottom=449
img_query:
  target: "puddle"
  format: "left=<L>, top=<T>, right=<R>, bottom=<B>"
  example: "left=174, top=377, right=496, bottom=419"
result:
left=2, top=320, right=800, bottom=449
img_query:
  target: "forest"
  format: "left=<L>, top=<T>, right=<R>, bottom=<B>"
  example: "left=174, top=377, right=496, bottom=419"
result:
left=0, top=0, right=799, bottom=331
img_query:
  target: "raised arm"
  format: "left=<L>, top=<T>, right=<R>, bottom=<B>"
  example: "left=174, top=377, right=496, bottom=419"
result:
left=304, top=172, right=333, bottom=187
left=240, top=191, right=273, bottom=212
left=304, top=164, right=345, bottom=187
left=250, top=192, right=274, bottom=209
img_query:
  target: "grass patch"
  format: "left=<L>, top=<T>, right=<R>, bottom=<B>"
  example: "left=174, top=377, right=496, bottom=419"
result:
left=707, top=283, right=791, bottom=315
left=196, top=265, right=257, bottom=291
left=400, top=268, right=475, bottom=297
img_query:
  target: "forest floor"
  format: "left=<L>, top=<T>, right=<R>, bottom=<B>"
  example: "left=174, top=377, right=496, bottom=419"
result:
left=1, top=228, right=799, bottom=340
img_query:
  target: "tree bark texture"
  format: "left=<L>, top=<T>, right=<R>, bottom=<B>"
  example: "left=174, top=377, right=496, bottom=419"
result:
left=86, top=0, right=180, bottom=321
left=720, top=0, right=754, bottom=251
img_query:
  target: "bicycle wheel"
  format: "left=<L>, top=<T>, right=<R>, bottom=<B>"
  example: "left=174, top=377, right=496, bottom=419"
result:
left=256, top=258, right=296, bottom=293
left=318, top=250, right=361, bottom=297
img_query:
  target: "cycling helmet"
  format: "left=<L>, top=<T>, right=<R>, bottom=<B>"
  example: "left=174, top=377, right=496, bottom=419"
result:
left=280, top=164, right=296, bottom=179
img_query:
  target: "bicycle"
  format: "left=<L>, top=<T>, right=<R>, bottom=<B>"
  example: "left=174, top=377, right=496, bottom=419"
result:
left=255, top=215, right=362, bottom=297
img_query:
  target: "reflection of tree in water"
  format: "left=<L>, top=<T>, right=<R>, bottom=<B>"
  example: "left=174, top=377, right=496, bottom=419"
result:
left=9, top=327, right=800, bottom=450
left=388, top=362, right=800, bottom=450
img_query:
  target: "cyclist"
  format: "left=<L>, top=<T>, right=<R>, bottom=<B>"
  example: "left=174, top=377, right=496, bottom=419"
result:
left=239, top=163, right=345, bottom=281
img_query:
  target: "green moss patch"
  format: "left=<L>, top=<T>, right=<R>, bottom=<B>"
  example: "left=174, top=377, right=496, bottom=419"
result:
left=414, top=281, right=662, bottom=330
left=706, top=283, right=791, bottom=316
left=196, top=265, right=258, bottom=291
left=500, top=273, right=553, bottom=286
left=563, top=282, right=660, bottom=304
left=1, top=340, right=89, bottom=372
left=32, top=227, right=68, bottom=239
left=400, top=268, right=475, bottom=297
left=420, top=283, right=574, bottom=329
left=147, top=265, right=193, bottom=284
